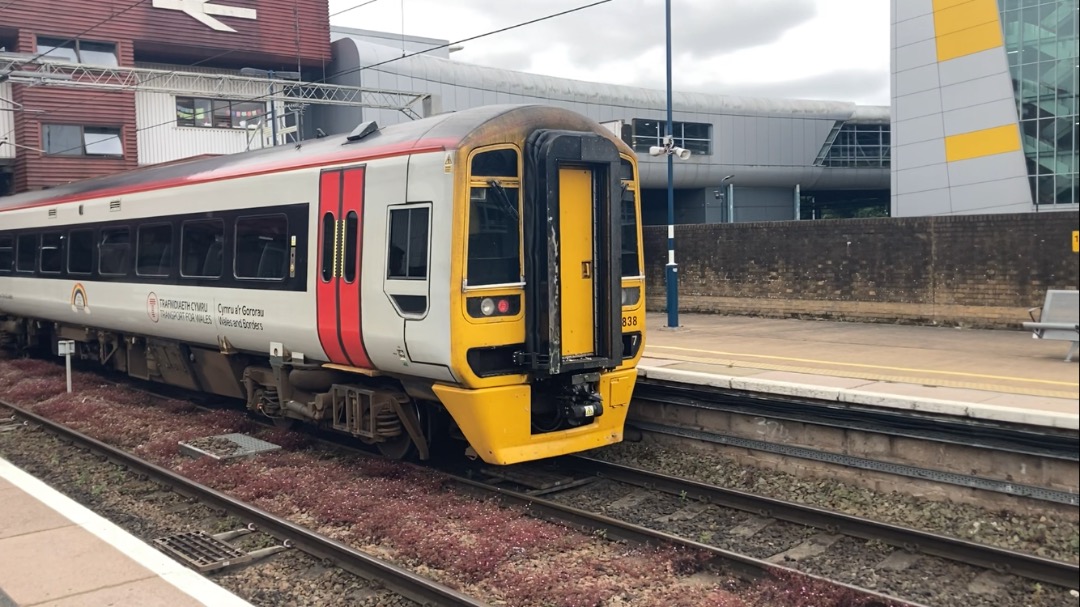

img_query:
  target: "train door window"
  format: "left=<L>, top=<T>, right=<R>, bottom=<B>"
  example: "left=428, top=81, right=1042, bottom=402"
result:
left=136, top=223, right=172, bottom=277
left=181, top=219, right=224, bottom=278
left=0, top=235, right=13, bottom=273
left=67, top=229, right=94, bottom=275
left=466, top=148, right=520, bottom=287
left=16, top=234, right=37, bottom=273
left=235, top=214, right=288, bottom=280
left=40, top=233, right=63, bottom=274
left=387, top=207, right=429, bottom=280
left=343, top=211, right=358, bottom=283
left=99, top=227, right=130, bottom=276
left=320, top=212, right=335, bottom=282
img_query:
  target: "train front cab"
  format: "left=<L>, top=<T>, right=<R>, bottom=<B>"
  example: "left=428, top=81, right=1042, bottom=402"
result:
left=436, top=127, right=645, bottom=465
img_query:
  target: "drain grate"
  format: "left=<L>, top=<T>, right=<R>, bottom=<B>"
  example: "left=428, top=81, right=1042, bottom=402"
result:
left=154, top=531, right=250, bottom=573
left=178, top=433, right=281, bottom=461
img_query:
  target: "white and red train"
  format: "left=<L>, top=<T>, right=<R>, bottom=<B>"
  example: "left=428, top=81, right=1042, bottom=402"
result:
left=0, top=104, right=646, bottom=464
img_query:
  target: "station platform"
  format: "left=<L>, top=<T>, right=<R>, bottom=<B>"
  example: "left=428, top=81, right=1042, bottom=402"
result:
left=639, top=313, right=1079, bottom=431
left=0, top=457, right=251, bottom=607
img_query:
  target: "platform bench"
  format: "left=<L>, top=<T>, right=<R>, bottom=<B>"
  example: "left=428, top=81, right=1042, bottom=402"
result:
left=1023, top=289, right=1079, bottom=362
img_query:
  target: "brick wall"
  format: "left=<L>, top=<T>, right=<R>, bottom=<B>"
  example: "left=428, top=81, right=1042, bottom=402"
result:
left=643, top=211, right=1080, bottom=328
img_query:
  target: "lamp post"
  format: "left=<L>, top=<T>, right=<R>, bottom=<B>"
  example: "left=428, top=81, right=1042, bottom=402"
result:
left=240, top=67, right=301, bottom=146
left=655, top=0, right=691, bottom=329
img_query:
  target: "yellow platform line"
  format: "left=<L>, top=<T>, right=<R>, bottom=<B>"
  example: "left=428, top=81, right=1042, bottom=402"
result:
left=643, top=350, right=1079, bottom=400
left=645, top=344, right=1080, bottom=388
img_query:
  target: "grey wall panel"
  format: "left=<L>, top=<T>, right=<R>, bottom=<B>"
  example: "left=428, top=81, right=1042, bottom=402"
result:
left=894, top=114, right=945, bottom=146
left=734, top=186, right=794, bottom=222
left=894, top=139, right=947, bottom=170
left=895, top=39, right=938, bottom=73
left=940, top=75, right=1014, bottom=113
left=779, top=118, right=794, bottom=166
left=895, top=0, right=933, bottom=21
left=896, top=163, right=950, bottom=195
left=895, top=13, right=936, bottom=48
left=896, top=63, right=942, bottom=96
left=894, top=88, right=944, bottom=122
left=948, top=177, right=1031, bottom=214
left=937, top=47, right=1008, bottom=87
left=718, top=115, right=735, bottom=164
left=946, top=152, right=1029, bottom=187
left=942, top=98, right=1020, bottom=136
left=791, top=117, right=809, bottom=164
left=898, top=188, right=952, bottom=216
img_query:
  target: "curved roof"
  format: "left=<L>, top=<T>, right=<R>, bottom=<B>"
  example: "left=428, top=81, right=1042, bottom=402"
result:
left=340, top=36, right=888, bottom=122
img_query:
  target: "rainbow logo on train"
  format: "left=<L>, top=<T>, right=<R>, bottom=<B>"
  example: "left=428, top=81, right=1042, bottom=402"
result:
left=70, top=283, right=91, bottom=314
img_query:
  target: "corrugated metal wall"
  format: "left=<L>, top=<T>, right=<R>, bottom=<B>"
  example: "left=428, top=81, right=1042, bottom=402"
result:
left=135, top=73, right=272, bottom=166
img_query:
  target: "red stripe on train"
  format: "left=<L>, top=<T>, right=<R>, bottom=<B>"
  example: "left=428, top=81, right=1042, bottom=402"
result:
left=338, top=167, right=372, bottom=369
left=316, top=170, right=349, bottom=365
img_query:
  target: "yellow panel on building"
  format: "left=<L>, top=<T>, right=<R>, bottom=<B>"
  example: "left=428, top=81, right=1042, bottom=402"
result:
left=944, top=124, right=1022, bottom=162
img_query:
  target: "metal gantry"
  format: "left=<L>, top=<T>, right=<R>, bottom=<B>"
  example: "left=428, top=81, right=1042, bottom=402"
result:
left=0, top=54, right=429, bottom=118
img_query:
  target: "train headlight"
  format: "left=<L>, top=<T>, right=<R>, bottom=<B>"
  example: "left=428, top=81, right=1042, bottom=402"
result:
left=621, top=286, right=641, bottom=307
left=466, top=294, right=521, bottom=319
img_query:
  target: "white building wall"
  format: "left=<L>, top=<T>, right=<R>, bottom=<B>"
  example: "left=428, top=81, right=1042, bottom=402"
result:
left=134, top=69, right=277, bottom=166
left=0, top=82, right=14, bottom=160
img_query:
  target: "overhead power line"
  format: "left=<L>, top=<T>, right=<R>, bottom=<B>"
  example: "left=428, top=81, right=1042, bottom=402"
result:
left=329, top=0, right=381, bottom=19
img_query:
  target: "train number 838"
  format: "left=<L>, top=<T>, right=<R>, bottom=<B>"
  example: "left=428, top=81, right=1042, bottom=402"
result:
left=621, top=315, right=638, bottom=328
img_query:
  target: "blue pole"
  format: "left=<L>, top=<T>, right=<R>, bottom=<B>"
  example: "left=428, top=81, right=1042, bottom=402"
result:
left=664, top=0, right=678, bottom=329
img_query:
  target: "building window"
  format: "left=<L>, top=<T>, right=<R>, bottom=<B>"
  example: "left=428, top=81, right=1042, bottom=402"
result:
left=176, top=97, right=266, bottom=130
left=815, top=123, right=891, bottom=168
left=43, top=125, right=123, bottom=157
left=631, top=119, right=712, bottom=155
left=35, top=36, right=118, bottom=66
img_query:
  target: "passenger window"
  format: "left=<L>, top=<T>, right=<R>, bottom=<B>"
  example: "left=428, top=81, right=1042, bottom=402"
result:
left=16, top=234, right=37, bottom=273
left=235, top=214, right=288, bottom=280
left=67, top=229, right=94, bottom=274
left=99, top=227, right=130, bottom=276
left=137, top=223, right=172, bottom=277
left=387, top=207, right=429, bottom=280
left=320, top=212, right=335, bottom=282
left=0, top=236, right=13, bottom=273
left=40, top=233, right=63, bottom=274
left=181, top=219, right=224, bottom=278
left=344, top=211, right=358, bottom=283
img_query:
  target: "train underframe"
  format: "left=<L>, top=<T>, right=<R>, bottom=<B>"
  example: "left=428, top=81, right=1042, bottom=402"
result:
left=0, top=316, right=635, bottom=464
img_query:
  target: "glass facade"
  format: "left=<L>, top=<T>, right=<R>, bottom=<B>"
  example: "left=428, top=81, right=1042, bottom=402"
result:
left=999, top=0, right=1079, bottom=205
left=814, top=123, right=891, bottom=168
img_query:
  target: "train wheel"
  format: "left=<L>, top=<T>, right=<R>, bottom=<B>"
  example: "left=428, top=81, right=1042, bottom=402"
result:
left=376, top=431, right=413, bottom=459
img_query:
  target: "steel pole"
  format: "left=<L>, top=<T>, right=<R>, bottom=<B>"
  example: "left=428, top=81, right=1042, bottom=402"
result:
left=269, top=72, right=278, bottom=146
left=664, top=0, right=679, bottom=329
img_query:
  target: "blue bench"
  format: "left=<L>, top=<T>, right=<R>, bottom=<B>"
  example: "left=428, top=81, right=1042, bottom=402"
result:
left=1023, top=289, right=1079, bottom=362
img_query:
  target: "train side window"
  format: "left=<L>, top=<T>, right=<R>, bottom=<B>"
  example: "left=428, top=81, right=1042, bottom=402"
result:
left=181, top=219, right=224, bottom=278
left=136, top=223, right=172, bottom=277
left=235, top=214, right=288, bottom=280
left=620, top=159, right=641, bottom=277
left=320, top=212, right=334, bottom=282
left=16, top=234, right=38, bottom=273
left=343, top=211, right=358, bottom=283
left=387, top=207, right=429, bottom=280
left=0, top=236, right=13, bottom=273
left=99, top=227, right=130, bottom=276
left=67, top=229, right=94, bottom=275
left=470, top=149, right=518, bottom=177
left=466, top=186, right=520, bottom=286
left=40, top=233, right=63, bottom=274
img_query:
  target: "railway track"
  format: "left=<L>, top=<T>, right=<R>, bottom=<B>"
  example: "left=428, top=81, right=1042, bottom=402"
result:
left=0, top=398, right=488, bottom=607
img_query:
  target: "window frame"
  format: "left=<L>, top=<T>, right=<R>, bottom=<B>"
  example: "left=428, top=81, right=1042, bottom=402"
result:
left=386, top=205, right=431, bottom=282
left=67, top=228, right=95, bottom=275
left=233, top=213, right=290, bottom=281
left=180, top=218, right=226, bottom=279
left=43, top=124, right=123, bottom=158
left=35, top=35, right=118, bottom=66
left=135, top=222, right=173, bottom=278
left=463, top=145, right=523, bottom=290
left=176, top=96, right=267, bottom=130
left=0, top=235, right=13, bottom=274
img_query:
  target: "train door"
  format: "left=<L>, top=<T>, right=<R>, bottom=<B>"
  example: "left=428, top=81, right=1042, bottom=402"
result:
left=316, top=167, right=372, bottom=368
left=522, top=131, right=622, bottom=375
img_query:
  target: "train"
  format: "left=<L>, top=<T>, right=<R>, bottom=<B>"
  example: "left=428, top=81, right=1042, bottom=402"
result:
left=0, top=104, right=646, bottom=465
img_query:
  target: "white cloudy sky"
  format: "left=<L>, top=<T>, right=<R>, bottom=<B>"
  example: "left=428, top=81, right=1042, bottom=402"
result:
left=326, top=0, right=891, bottom=106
